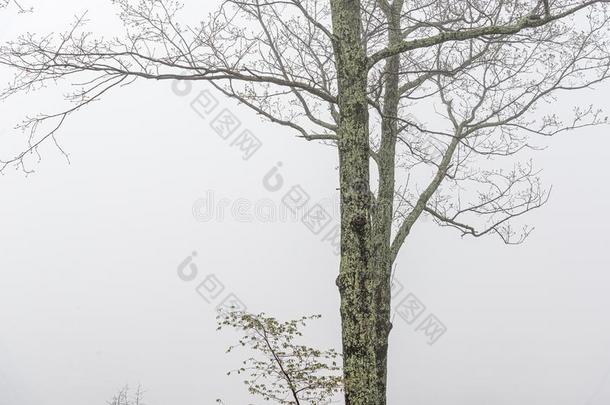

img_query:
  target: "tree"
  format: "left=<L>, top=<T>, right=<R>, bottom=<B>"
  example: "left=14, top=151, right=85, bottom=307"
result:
left=1, top=0, right=610, bottom=403
left=218, top=312, right=342, bottom=404
left=107, top=385, right=145, bottom=405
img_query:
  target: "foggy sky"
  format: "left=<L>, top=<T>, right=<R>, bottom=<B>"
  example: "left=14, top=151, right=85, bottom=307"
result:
left=1, top=1, right=610, bottom=405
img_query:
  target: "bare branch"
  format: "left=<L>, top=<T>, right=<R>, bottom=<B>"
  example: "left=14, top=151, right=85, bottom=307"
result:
left=368, top=0, right=608, bottom=67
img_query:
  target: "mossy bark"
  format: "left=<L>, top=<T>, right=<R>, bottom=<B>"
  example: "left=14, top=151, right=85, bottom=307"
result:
left=330, top=1, right=379, bottom=404
left=330, top=1, right=404, bottom=403
left=371, top=3, right=404, bottom=403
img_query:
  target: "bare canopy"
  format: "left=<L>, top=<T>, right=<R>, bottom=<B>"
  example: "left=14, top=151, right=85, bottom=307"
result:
left=1, top=0, right=607, bottom=243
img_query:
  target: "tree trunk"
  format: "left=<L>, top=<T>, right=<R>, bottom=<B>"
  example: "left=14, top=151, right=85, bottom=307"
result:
left=330, top=1, right=379, bottom=404
left=372, top=3, right=403, bottom=403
